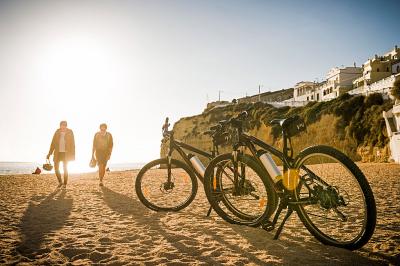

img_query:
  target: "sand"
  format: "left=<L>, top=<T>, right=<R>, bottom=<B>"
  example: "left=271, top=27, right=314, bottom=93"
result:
left=0, top=163, right=398, bottom=265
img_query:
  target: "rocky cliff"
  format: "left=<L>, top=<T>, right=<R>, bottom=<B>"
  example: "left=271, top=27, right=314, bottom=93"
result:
left=162, top=93, right=394, bottom=163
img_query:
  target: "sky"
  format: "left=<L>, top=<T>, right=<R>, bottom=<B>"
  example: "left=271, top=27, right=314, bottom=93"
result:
left=0, top=0, right=399, bottom=166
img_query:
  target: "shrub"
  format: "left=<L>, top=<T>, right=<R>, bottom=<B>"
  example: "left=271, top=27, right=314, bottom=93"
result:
left=391, top=79, right=400, bottom=100
left=364, top=93, right=383, bottom=107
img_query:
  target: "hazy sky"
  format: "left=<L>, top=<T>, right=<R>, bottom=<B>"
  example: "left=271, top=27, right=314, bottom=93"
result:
left=0, top=0, right=399, bottom=165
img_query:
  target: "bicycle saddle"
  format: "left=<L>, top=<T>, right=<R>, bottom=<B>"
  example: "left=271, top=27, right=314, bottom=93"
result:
left=270, top=115, right=306, bottom=137
left=270, top=118, right=289, bottom=127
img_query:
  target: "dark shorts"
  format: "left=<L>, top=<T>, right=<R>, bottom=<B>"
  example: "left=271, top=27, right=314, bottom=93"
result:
left=96, top=150, right=109, bottom=165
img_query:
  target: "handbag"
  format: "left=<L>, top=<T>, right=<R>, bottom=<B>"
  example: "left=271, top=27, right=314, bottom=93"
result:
left=43, top=159, right=53, bottom=171
left=89, top=157, right=97, bottom=168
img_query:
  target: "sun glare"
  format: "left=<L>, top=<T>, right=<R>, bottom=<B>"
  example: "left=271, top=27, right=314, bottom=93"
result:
left=36, top=34, right=117, bottom=102
left=68, top=161, right=96, bottom=174
left=56, top=161, right=96, bottom=175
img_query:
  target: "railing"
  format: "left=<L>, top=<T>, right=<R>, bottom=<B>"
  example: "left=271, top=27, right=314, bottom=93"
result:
left=266, top=100, right=309, bottom=107
left=348, top=74, right=399, bottom=96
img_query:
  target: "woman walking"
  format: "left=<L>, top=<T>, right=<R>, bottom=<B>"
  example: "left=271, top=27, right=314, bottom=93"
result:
left=92, top=123, right=113, bottom=186
left=47, top=120, right=75, bottom=189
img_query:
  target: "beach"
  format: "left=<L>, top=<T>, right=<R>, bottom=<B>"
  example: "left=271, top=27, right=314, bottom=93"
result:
left=0, top=163, right=399, bottom=265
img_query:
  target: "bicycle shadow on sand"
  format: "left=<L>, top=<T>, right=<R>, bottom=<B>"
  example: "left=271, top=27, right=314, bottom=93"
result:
left=223, top=212, right=383, bottom=265
left=96, top=186, right=381, bottom=265
left=161, top=205, right=383, bottom=266
left=17, top=189, right=73, bottom=259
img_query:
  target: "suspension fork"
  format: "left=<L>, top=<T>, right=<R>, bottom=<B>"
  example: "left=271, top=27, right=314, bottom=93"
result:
left=238, top=147, right=246, bottom=190
left=232, top=150, right=239, bottom=195
left=167, top=142, right=174, bottom=183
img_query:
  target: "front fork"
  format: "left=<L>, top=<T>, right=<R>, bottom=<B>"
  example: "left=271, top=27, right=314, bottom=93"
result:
left=232, top=149, right=246, bottom=195
left=167, top=147, right=173, bottom=183
left=232, top=150, right=239, bottom=194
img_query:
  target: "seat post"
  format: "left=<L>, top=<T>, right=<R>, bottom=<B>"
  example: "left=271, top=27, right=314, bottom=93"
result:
left=282, top=130, right=290, bottom=172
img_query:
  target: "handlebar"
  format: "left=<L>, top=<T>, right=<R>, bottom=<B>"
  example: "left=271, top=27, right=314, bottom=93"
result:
left=226, top=111, right=248, bottom=128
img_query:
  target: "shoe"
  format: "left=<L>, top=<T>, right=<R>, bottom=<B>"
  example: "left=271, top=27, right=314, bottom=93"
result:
left=99, top=182, right=104, bottom=187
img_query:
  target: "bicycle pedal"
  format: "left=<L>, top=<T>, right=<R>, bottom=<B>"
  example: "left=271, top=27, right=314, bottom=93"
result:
left=261, top=221, right=274, bottom=231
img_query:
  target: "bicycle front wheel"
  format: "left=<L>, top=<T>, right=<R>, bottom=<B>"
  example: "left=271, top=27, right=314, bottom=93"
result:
left=293, top=145, right=376, bottom=250
left=135, top=158, right=198, bottom=211
left=204, top=153, right=277, bottom=226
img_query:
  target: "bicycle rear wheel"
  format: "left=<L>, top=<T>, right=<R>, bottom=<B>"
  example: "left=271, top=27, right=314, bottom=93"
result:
left=293, top=145, right=376, bottom=250
left=135, top=158, right=198, bottom=211
left=204, top=153, right=277, bottom=226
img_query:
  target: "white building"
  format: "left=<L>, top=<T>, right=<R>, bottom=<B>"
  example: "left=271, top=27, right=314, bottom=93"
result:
left=293, top=66, right=362, bottom=103
left=350, top=45, right=400, bottom=96
left=317, top=66, right=362, bottom=101
left=293, top=81, right=318, bottom=102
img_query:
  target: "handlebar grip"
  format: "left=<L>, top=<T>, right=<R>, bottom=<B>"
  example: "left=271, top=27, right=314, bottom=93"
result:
left=239, top=111, right=248, bottom=118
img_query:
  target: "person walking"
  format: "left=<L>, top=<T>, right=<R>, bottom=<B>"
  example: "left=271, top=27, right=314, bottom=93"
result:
left=47, top=120, right=75, bottom=189
left=92, top=123, right=113, bottom=186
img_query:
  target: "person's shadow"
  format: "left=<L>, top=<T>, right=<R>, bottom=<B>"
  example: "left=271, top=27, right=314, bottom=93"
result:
left=17, top=189, right=73, bottom=259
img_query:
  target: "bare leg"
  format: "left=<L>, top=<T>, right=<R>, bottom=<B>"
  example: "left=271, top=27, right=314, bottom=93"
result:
left=54, top=160, right=62, bottom=185
left=99, top=163, right=106, bottom=184
left=63, top=161, right=68, bottom=185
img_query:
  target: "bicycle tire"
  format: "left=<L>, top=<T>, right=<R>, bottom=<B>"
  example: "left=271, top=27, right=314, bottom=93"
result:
left=135, top=158, right=198, bottom=212
left=293, top=145, right=376, bottom=250
left=204, top=153, right=277, bottom=226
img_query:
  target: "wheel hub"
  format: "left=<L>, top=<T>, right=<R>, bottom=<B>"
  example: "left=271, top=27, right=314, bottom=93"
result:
left=314, top=185, right=346, bottom=209
left=161, top=181, right=174, bottom=192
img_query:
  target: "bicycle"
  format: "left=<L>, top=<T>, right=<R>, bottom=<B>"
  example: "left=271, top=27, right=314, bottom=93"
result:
left=203, top=111, right=376, bottom=250
left=135, top=118, right=275, bottom=222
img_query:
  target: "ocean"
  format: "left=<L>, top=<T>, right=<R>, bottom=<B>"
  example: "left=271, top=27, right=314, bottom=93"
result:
left=0, top=162, right=145, bottom=175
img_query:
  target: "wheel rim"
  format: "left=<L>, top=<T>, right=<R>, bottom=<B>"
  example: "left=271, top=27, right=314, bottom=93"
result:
left=139, top=162, right=194, bottom=210
left=294, top=153, right=368, bottom=245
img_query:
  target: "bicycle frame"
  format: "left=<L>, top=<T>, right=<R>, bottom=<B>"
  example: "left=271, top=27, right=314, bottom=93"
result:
left=227, top=124, right=336, bottom=238
left=165, top=134, right=215, bottom=184
left=230, top=126, right=295, bottom=194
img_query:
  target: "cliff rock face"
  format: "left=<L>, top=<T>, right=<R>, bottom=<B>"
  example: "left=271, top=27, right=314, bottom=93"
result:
left=161, top=95, right=393, bottom=163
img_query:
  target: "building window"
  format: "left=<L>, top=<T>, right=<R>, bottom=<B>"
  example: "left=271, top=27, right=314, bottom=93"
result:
left=397, top=65, right=399, bottom=73
left=317, top=94, right=319, bottom=101
left=311, top=95, right=314, bottom=100
left=377, top=68, right=380, bottom=72
left=307, top=96, right=309, bottom=101
left=387, top=67, right=389, bottom=72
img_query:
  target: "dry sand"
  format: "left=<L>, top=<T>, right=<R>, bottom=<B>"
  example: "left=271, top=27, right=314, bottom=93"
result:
left=0, top=163, right=398, bottom=265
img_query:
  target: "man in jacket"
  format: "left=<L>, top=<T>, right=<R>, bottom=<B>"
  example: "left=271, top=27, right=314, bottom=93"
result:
left=47, top=121, right=75, bottom=189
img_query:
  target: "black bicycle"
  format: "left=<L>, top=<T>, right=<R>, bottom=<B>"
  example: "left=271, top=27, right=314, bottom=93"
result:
left=203, top=111, right=376, bottom=250
left=135, top=118, right=275, bottom=222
